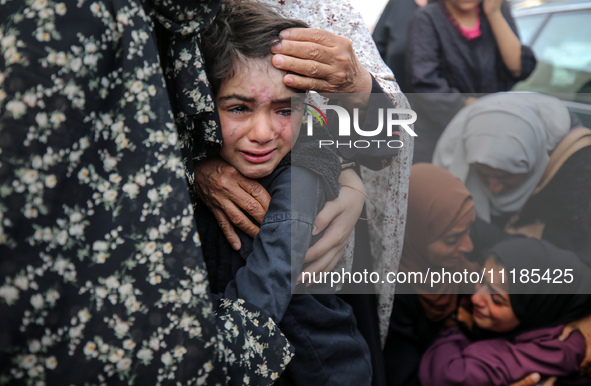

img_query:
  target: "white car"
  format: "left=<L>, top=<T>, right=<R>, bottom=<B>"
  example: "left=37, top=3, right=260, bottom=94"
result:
left=512, top=0, right=591, bottom=126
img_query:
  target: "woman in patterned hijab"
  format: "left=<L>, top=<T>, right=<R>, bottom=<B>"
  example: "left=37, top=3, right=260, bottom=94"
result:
left=0, top=0, right=292, bottom=383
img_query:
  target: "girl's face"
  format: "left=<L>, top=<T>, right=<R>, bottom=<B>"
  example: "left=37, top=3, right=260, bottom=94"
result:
left=426, top=201, right=475, bottom=268
left=471, top=256, right=520, bottom=333
left=216, top=58, right=303, bottom=179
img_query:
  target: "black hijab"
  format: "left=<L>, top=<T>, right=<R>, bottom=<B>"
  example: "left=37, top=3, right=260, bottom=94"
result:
left=493, top=238, right=591, bottom=334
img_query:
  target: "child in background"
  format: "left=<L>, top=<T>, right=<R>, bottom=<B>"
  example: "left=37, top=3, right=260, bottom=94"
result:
left=420, top=238, right=591, bottom=386
left=195, top=1, right=372, bottom=384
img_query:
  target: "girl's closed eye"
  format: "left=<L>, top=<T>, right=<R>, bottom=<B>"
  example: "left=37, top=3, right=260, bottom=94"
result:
left=443, top=237, right=460, bottom=247
left=491, top=294, right=506, bottom=306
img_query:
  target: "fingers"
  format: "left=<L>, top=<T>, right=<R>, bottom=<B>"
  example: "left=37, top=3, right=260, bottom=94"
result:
left=304, top=237, right=346, bottom=268
left=206, top=165, right=268, bottom=229
left=272, top=50, right=329, bottom=75
left=192, top=155, right=267, bottom=247
left=211, top=189, right=261, bottom=240
left=246, top=179, right=271, bottom=212
left=299, top=252, right=343, bottom=285
left=542, top=376, right=557, bottom=386
left=237, top=178, right=270, bottom=224
left=303, top=234, right=331, bottom=263
left=272, top=37, right=335, bottom=64
left=272, top=54, right=341, bottom=91
left=299, top=242, right=346, bottom=285
left=305, top=171, right=363, bottom=263
left=212, top=209, right=241, bottom=251
left=271, top=28, right=351, bottom=74
left=509, top=372, right=541, bottom=386
left=226, top=204, right=260, bottom=239
left=270, top=27, right=371, bottom=94
left=283, top=73, right=335, bottom=93
left=212, top=204, right=261, bottom=249
left=582, top=345, right=591, bottom=374
left=304, top=222, right=348, bottom=264
left=310, top=199, right=339, bottom=237
left=509, top=373, right=556, bottom=386
left=277, top=28, right=339, bottom=46
left=559, top=325, right=576, bottom=341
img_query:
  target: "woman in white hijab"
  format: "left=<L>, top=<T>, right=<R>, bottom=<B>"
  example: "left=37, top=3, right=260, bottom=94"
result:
left=433, top=92, right=591, bottom=262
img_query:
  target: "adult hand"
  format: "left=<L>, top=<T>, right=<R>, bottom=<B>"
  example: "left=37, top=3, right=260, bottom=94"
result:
left=505, top=223, right=545, bottom=239
left=509, top=373, right=545, bottom=386
left=483, top=0, right=522, bottom=76
left=300, top=169, right=365, bottom=279
left=559, top=313, right=591, bottom=374
left=271, top=28, right=373, bottom=94
left=510, top=374, right=557, bottom=386
left=193, top=156, right=270, bottom=250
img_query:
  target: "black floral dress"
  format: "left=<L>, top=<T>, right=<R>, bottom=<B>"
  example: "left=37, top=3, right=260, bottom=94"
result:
left=0, top=0, right=293, bottom=384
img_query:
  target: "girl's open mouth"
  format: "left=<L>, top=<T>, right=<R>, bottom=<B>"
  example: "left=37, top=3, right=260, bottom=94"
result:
left=240, top=149, right=276, bottom=163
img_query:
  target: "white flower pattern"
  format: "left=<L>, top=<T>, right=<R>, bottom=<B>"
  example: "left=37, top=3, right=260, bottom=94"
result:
left=0, top=0, right=293, bottom=384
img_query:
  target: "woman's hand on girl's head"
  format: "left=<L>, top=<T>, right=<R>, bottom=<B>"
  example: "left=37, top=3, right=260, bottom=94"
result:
left=271, top=28, right=372, bottom=94
left=299, top=168, right=365, bottom=279
left=194, top=156, right=270, bottom=250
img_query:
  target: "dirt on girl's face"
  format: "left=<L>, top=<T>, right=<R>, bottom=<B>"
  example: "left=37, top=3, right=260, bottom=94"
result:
left=216, top=58, right=303, bottom=179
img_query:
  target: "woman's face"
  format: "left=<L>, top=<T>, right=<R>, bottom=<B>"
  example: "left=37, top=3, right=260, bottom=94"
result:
left=471, top=256, right=520, bottom=333
left=445, top=0, right=481, bottom=13
left=474, top=163, right=527, bottom=195
left=426, top=201, right=475, bottom=268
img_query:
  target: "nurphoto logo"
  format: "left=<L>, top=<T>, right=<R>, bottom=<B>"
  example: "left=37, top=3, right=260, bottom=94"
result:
left=303, top=95, right=417, bottom=150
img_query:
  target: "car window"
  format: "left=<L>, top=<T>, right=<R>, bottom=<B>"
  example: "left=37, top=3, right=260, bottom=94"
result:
left=533, top=11, right=591, bottom=73
left=514, top=10, right=591, bottom=104
left=514, top=14, right=546, bottom=44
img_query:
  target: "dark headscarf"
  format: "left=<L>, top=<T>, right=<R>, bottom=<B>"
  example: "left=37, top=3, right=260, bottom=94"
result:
left=493, top=238, right=591, bottom=334
left=401, top=163, right=478, bottom=322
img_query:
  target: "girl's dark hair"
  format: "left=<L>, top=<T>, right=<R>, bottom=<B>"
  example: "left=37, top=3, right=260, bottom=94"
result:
left=201, top=0, right=308, bottom=94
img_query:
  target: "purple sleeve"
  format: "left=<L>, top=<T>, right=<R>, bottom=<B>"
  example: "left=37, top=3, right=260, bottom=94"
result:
left=419, top=326, right=585, bottom=386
